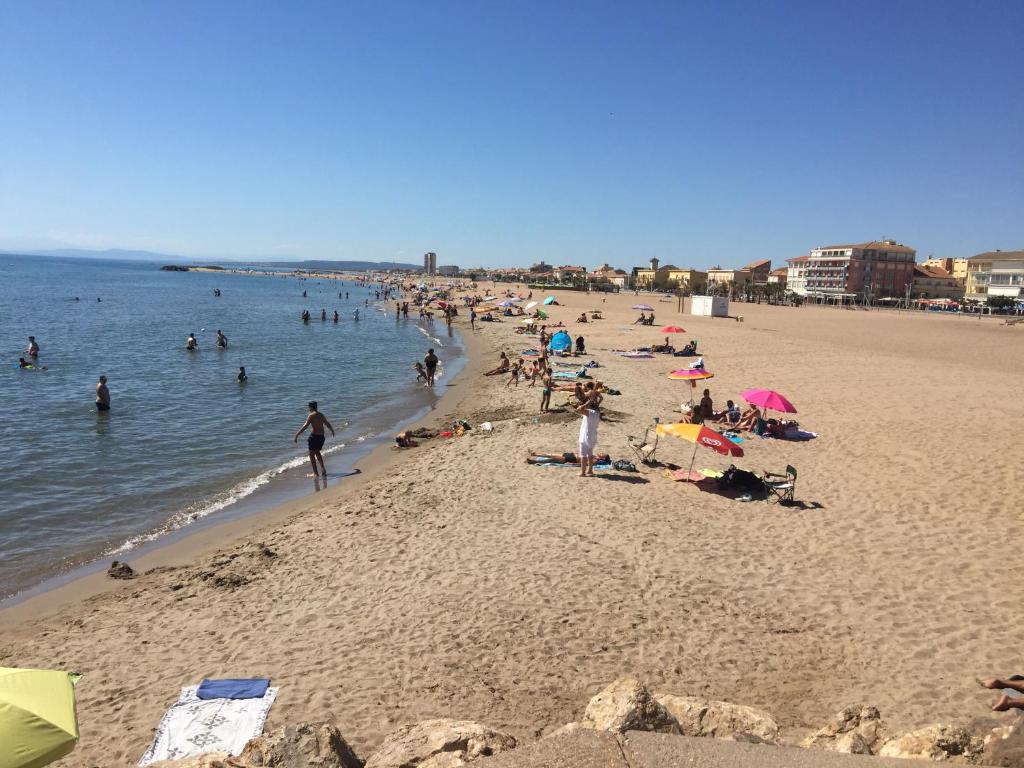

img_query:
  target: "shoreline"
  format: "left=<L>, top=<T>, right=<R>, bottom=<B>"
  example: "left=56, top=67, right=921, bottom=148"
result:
left=0, top=312, right=487, bottom=628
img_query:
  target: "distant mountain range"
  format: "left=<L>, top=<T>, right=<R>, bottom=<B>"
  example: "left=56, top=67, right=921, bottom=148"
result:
left=0, top=248, right=421, bottom=271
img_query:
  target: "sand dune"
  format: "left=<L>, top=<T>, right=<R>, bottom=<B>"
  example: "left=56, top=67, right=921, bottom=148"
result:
left=2, top=289, right=1022, bottom=766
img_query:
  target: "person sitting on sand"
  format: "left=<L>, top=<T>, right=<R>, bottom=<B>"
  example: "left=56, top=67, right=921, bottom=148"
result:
left=633, top=312, right=647, bottom=325
left=646, top=313, right=656, bottom=326
left=678, top=342, right=695, bottom=356
left=652, top=336, right=675, bottom=353
left=394, top=431, right=419, bottom=448
left=979, top=677, right=1024, bottom=712
left=484, top=352, right=510, bottom=376
left=576, top=313, right=588, bottom=323
left=691, top=388, right=713, bottom=424
left=734, top=404, right=762, bottom=432
left=713, top=399, right=741, bottom=425
left=575, top=335, right=586, bottom=355
left=527, top=450, right=610, bottom=465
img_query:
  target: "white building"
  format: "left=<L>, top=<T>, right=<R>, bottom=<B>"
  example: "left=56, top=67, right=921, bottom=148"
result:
left=436, top=265, right=460, bottom=277
left=786, top=255, right=809, bottom=295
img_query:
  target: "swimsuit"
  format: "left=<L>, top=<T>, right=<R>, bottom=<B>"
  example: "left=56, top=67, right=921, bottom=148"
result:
left=96, top=401, right=110, bottom=412
left=308, top=433, right=325, bottom=451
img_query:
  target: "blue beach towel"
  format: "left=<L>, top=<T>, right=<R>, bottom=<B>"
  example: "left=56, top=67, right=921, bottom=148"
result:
left=197, top=678, right=271, bottom=700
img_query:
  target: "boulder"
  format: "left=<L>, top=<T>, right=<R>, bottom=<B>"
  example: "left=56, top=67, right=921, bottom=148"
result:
left=108, top=560, right=135, bottom=579
left=982, top=715, right=1024, bottom=767
left=364, top=719, right=516, bottom=768
left=655, top=694, right=779, bottom=743
left=878, top=724, right=984, bottom=763
left=238, top=722, right=362, bottom=767
left=543, top=722, right=586, bottom=739
left=800, top=706, right=888, bottom=755
left=581, top=678, right=680, bottom=734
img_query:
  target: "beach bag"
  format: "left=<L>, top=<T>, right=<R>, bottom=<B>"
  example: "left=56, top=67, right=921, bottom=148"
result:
left=613, top=459, right=637, bottom=472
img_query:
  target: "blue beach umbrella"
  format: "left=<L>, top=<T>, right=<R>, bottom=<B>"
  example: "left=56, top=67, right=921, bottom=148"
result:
left=543, top=296, right=557, bottom=305
left=548, top=330, right=572, bottom=352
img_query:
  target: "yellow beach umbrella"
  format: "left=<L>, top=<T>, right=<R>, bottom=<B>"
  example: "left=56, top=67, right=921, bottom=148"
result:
left=0, top=668, right=80, bottom=768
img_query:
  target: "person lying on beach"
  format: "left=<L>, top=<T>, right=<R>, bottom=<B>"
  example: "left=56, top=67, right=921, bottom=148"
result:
left=527, top=451, right=610, bottom=465
left=734, top=405, right=762, bottom=431
left=484, top=352, right=510, bottom=376
left=394, top=431, right=419, bottom=448
left=978, top=677, right=1024, bottom=711
left=652, top=336, right=675, bottom=353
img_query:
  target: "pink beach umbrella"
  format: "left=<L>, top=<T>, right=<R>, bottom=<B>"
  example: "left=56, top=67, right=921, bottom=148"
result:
left=741, top=389, right=797, bottom=414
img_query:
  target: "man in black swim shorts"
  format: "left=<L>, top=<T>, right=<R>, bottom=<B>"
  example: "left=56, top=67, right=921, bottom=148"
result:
left=294, top=400, right=335, bottom=476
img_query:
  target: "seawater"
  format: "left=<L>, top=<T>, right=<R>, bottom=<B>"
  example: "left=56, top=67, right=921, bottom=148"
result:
left=0, top=255, right=464, bottom=600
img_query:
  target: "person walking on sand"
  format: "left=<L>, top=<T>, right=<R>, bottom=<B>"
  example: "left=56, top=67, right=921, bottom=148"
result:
left=424, top=348, right=439, bottom=387
left=95, top=375, right=111, bottom=412
left=26, top=336, right=40, bottom=357
left=294, top=400, right=335, bottom=477
left=540, top=366, right=553, bottom=412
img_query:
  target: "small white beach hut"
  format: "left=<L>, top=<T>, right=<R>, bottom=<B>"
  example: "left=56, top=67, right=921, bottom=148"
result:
left=690, top=295, right=729, bottom=317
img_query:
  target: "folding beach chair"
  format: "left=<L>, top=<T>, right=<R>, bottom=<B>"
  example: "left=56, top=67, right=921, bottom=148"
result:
left=763, top=465, right=797, bottom=504
left=627, top=425, right=659, bottom=466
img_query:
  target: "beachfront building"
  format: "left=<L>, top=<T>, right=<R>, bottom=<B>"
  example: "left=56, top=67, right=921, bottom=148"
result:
left=804, top=240, right=916, bottom=301
left=742, top=259, right=773, bottom=284
left=632, top=258, right=675, bottom=289
left=590, top=264, right=629, bottom=288
left=665, top=268, right=707, bottom=292
left=786, top=256, right=809, bottom=295
left=436, top=265, right=460, bottom=277
left=706, top=267, right=751, bottom=291
left=423, top=252, right=437, bottom=275
left=529, top=261, right=553, bottom=273
left=921, top=257, right=968, bottom=284
left=553, top=265, right=587, bottom=284
left=767, top=267, right=788, bottom=287
left=964, top=250, right=1024, bottom=302
left=911, top=265, right=963, bottom=300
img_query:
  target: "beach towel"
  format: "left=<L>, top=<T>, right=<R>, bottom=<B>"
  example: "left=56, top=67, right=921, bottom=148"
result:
left=533, top=460, right=612, bottom=471
left=552, top=370, right=586, bottom=380
left=196, top=678, right=270, bottom=700
left=138, top=685, right=278, bottom=765
left=616, top=352, right=654, bottom=359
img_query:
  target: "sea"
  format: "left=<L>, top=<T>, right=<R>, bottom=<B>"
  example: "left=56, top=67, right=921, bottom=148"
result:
left=0, top=255, right=465, bottom=602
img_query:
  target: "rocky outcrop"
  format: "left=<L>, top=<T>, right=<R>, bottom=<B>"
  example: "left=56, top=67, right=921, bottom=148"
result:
left=981, top=715, right=1024, bottom=767
left=238, top=722, right=362, bottom=767
left=877, top=724, right=984, bottom=762
left=581, top=678, right=680, bottom=734
left=364, top=719, right=516, bottom=768
left=800, top=706, right=888, bottom=755
left=655, top=693, right=779, bottom=743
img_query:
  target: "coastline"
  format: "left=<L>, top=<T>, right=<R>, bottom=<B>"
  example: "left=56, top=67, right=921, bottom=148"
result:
left=0, top=313, right=487, bottom=627
left=2, top=291, right=1021, bottom=767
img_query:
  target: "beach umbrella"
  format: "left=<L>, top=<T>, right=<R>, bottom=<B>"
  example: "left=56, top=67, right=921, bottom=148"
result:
left=741, top=389, right=797, bottom=414
left=667, top=369, right=714, bottom=381
left=543, top=296, right=557, bottom=305
left=656, top=423, right=744, bottom=483
left=0, top=667, right=80, bottom=768
left=632, top=304, right=654, bottom=311
left=525, top=301, right=538, bottom=310
left=660, top=325, right=686, bottom=333
left=548, top=330, right=572, bottom=352
left=535, top=309, right=548, bottom=320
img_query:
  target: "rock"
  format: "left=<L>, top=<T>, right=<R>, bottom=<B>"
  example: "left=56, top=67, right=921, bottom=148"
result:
left=878, top=724, right=984, bottom=762
left=655, top=693, right=779, bottom=743
left=800, top=706, right=888, bottom=754
left=364, top=719, right=516, bottom=768
left=147, top=755, right=240, bottom=768
left=982, top=715, right=1024, bottom=767
left=581, top=678, right=680, bottom=734
left=238, top=722, right=361, bottom=767
left=107, top=560, right=135, bottom=579
left=543, top=722, right=586, bottom=739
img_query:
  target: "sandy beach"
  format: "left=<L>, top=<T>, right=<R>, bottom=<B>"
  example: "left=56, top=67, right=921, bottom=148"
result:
left=3, top=289, right=1022, bottom=766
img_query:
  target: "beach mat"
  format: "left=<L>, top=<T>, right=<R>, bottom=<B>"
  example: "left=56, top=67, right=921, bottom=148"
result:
left=139, top=685, right=278, bottom=765
left=532, top=461, right=612, bottom=471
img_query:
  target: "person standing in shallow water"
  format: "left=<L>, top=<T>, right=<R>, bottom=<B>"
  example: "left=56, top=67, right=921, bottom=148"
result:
left=96, top=375, right=111, bottom=412
left=294, top=400, right=335, bottom=477
left=424, top=348, right=439, bottom=387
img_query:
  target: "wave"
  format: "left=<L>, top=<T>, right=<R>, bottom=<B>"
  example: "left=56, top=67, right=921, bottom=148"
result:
left=415, top=325, right=444, bottom=347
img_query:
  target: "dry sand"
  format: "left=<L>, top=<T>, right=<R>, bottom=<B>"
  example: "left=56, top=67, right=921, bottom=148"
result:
left=2, top=289, right=1022, bottom=766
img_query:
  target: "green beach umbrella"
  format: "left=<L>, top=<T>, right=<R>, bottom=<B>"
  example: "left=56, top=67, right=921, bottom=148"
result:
left=0, top=668, right=80, bottom=768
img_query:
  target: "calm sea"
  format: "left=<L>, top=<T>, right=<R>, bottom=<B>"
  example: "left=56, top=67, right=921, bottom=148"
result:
left=0, top=255, right=464, bottom=601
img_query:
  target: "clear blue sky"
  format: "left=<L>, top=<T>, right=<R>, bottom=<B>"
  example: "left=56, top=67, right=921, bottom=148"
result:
left=1, top=1, right=1021, bottom=268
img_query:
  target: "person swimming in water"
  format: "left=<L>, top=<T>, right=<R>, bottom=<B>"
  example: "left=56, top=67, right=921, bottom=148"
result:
left=26, top=336, right=39, bottom=357
left=215, top=330, right=228, bottom=348
left=238, top=366, right=247, bottom=383
left=321, top=308, right=327, bottom=321
left=333, top=310, right=339, bottom=323
left=353, top=309, right=359, bottom=321
left=186, top=333, right=198, bottom=350
left=18, top=357, right=32, bottom=369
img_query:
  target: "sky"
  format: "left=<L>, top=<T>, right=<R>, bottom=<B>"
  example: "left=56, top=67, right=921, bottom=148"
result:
left=1, top=0, right=1022, bottom=269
